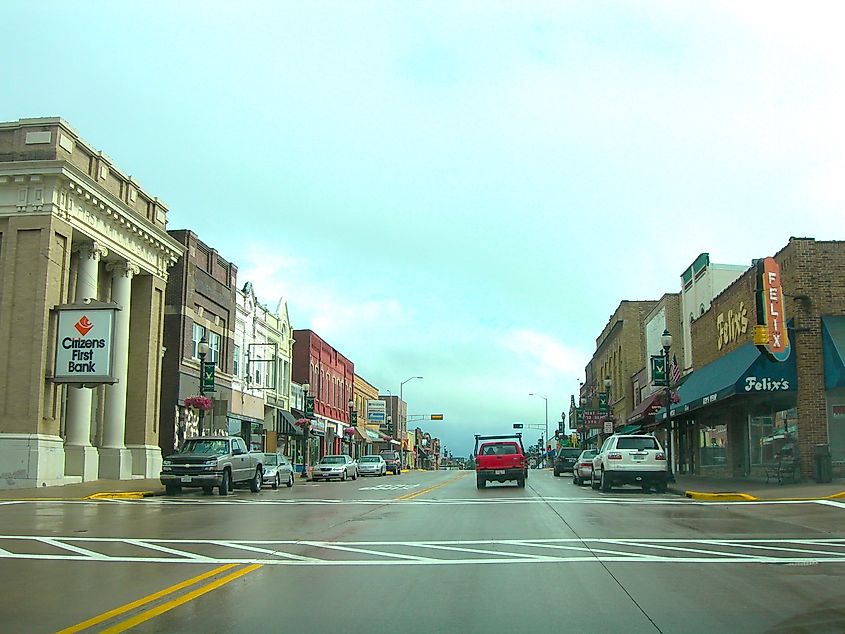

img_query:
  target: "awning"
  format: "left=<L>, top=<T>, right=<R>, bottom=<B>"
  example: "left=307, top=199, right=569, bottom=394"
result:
left=277, top=410, right=303, bottom=437
left=618, top=424, right=642, bottom=434
left=626, top=391, right=662, bottom=424
left=823, top=316, right=845, bottom=390
left=353, top=428, right=369, bottom=442
left=656, top=342, right=796, bottom=421
left=365, top=429, right=382, bottom=442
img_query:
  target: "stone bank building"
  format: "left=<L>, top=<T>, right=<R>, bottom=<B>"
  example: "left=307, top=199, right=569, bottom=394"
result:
left=0, top=118, right=183, bottom=488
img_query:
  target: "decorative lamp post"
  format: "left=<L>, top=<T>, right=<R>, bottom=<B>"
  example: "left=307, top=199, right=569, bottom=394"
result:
left=661, top=329, right=675, bottom=482
left=302, top=382, right=311, bottom=479
left=347, top=399, right=355, bottom=458
left=603, top=376, right=612, bottom=440
left=529, top=393, right=549, bottom=464
left=197, top=336, right=210, bottom=436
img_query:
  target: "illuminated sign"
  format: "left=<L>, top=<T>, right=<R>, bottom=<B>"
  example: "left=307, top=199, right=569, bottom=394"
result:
left=754, top=257, right=791, bottom=362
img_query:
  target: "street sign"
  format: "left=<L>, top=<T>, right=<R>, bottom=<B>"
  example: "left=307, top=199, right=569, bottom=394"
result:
left=202, top=362, right=216, bottom=392
left=598, top=392, right=609, bottom=412
left=366, top=399, right=386, bottom=422
left=582, top=410, right=605, bottom=428
left=651, top=355, right=667, bottom=386
left=604, top=420, right=614, bottom=434
left=431, top=414, right=444, bottom=420
left=513, top=423, right=524, bottom=429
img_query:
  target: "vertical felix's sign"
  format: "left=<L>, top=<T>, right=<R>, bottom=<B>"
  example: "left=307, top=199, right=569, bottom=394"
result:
left=53, top=302, right=119, bottom=384
left=754, top=257, right=791, bottom=362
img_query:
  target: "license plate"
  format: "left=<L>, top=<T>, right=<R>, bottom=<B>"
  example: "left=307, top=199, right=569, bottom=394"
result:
left=180, top=476, right=192, bottom=483
left=494, top=469, right=505, bottom=475
left=633, top=455, right=645, bottom=461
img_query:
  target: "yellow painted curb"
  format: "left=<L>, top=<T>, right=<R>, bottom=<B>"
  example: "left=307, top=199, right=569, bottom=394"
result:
left=684, top=491, right=758, bottom=501
left=85, top=491, right=157, bottom=500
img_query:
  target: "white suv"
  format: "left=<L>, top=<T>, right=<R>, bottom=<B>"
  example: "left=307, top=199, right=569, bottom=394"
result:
left=591, top=434, right=668, bottom=493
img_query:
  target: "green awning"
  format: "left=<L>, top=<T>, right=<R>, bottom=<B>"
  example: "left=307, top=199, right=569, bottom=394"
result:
left=618, top=424, right=642, bottom=434
left=823, top=316, right=845, bottom=390
left=657, top=342, right=796, bottom=421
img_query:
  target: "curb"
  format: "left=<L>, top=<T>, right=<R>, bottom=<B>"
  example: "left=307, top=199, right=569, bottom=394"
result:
left=682, top=489, right=845, bottom=502
left=85, top=490, right=161, bottom=500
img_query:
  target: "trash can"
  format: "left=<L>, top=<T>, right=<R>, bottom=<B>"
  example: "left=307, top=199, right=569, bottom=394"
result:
left=814, top=444, right=833, bottom=484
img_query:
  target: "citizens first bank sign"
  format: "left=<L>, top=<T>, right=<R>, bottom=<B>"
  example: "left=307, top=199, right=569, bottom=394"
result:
left=53, top=302, right=119, bottom=385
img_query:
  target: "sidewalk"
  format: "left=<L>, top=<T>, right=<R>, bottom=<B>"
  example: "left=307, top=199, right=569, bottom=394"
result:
left=669, top=473, right=845, bottom=501
left=0, top=478, right=164, bottom=500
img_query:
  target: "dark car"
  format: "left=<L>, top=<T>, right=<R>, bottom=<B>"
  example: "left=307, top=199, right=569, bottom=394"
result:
left=380, top=450, right=401, bottom=475
left=553, top=447, right=583, bottom=476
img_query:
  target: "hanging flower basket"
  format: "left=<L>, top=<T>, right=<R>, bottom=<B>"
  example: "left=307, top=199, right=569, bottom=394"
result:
left=294, top=418, right=311, bottom=429
left=343, top=426, right=356, bottom=436
left=184, top=396, right=212, bottom=412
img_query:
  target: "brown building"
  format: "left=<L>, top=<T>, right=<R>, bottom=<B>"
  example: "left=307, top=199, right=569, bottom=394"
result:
left=0, top=117, right=183, bottom=487
left=665, top=238, right=845, bottom=480
left=159, top=230, right=237, bottom=455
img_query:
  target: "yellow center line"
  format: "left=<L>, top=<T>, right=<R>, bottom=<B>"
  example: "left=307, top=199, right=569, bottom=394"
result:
left=55, top=563, right=238, bottom=634
left=396, top=472, right=468, bottom=501
left=100, top=564, right=263, bottom=633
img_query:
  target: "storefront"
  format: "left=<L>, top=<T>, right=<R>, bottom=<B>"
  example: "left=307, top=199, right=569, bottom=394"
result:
left=227, top=413, right=267, bottom=452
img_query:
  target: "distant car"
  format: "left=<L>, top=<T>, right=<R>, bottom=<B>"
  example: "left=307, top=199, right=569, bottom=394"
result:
left=553, top=447, right=583, bottom=476
left=380, top=450, right=401, bottom=475
left=263, top=453, right=294, bottom=489
left=591, top=434, right=668, bottom=493
left=311, top=455, right=358, bottom=481
left=572, top=450, right=597, bottom=486
left=357, top=455, right=387, bottom=476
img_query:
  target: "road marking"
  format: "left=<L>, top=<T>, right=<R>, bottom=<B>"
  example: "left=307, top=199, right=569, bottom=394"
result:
left=100, top=564, right=262, bottom=633
left=55, top=563, right=237, bottom=633
left=395, top=473, right=469, bottom=500
left=359, top=483, right=421, bottom=490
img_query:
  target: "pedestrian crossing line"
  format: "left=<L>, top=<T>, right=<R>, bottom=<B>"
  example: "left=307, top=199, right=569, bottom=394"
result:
left=358, top=483, right=421, bottom=491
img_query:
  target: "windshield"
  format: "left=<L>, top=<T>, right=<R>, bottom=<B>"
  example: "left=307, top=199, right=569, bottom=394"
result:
left=380, top=452, right=398, bottom=460
left=359, top=456, right=380, bottom=463
left=557, top=449, right=581, bottom=458
left=579, top=451, right=597, bottom=460
left=320, top=456, right=346, bottom=465
left=178, top=439, right=228, bottom=455
left=264, top=454, right=278, bottom=466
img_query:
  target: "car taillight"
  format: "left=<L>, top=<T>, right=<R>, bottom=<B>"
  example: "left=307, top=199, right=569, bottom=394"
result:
left=579, top=461, right=591, bottom=467
left=608, top=452, right=623, bottom=460
left=655, top=452, right=666, bottom=461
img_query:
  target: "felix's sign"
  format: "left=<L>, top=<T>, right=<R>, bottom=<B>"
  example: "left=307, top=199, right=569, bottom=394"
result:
left=754, top=257, right=791, bottom=362
left=53, top=302, right=119, bottom=384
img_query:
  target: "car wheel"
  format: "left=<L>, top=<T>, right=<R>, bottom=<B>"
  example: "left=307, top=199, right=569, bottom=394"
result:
left=218, top=470, right=231, bottom=496
left=641, top=483, right=651, bottom=493
left=590, top=468, right=600, bottom=490
left=600, top=469, right=612, bottom=493
left=517, top=478, right=526, bottom=488
left=476, top=476, right=486, bottom=489
left=352, top=469, right=357, bottom=481
left=249, top=467, right=262, bottom=493
left=272, top=473, right=279, bottom=490
left=573, top=473, right=580, bottom=486
left=287, top=473, right=294, bottom=488
left=656, top=480, right=668, bottom=494
left=341, top=470, right=347, bottom=482
left=202, top=486, right=214, bottom=495
left=165, top=484, right=181, bottom=495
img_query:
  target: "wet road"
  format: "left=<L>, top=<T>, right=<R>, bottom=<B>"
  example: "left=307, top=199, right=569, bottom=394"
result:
left=3, top=469, right=845, bottom=633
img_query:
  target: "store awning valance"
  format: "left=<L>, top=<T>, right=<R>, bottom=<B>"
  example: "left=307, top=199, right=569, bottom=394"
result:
left=627, top=392, right=662, bottom=424
left=657, top=342, right=796, bottom=421
left=277, top=410, right=303, bottom=437
left=823, top=316, right=845, bottom=390
left=618, top=424, right=642, bottom=434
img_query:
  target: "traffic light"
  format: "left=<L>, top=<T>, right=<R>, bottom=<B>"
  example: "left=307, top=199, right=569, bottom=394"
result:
left=431, top=414, right=444, bottom=420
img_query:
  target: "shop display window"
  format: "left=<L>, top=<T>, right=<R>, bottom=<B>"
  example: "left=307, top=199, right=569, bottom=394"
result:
left=700, top=424, right=727, bottom=466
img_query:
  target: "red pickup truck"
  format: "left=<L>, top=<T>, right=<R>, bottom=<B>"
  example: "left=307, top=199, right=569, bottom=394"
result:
left=474, top=434, right=528, bottom=489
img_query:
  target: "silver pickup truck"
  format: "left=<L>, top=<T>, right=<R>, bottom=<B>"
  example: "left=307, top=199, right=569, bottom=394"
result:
left=160, top=436, right=264, bottom=495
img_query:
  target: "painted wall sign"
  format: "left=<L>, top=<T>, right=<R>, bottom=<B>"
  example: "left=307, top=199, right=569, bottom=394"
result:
left=754, top=257, right=791, bottom=362
left=717, top=301, right=749, bottom=350
left=53, top=303, right=119, bottom=384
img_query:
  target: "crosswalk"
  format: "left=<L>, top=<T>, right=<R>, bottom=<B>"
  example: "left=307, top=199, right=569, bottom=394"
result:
left=1, top=535, right=844, bottom=566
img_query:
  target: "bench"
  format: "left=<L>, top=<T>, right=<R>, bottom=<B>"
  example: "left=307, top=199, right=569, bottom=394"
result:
left=765, top=457, right=798, bottom=485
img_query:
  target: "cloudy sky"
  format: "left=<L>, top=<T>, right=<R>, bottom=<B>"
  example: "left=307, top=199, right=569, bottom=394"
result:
left=4, top=1, right=844, bottom=455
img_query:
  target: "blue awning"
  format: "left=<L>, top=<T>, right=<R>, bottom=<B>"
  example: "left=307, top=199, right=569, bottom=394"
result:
left=657, top=342, right=796, bottom=420
left=823, top=317, right=845, bottom=390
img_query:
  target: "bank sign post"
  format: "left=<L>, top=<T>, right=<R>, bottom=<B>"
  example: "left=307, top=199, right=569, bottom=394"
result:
left=53, top=302, right=119, bottom=385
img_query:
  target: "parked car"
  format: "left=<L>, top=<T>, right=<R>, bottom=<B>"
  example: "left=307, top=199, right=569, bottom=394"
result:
left=380, top=450, right=402, bottom=475
left=474, top=433, right=528, bottom=488
left=591, top=434, right=668, bottom=493
left=263, top=453, right=294, bottom=489
left=357, top=455, right=387, bottom=476
left=160, top=436, right=264, bottom=496
left=311, top=455, right=358, bottom=481
left=572, top=450, right=597, bottom=485
left=553, top=447, right=583, bottom=476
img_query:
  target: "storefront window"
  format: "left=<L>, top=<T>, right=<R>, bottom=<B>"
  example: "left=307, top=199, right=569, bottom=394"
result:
left=700, top=425, right=727, bottom=467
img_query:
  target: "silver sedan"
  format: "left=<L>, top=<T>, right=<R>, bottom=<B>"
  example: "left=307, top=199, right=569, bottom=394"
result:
left=262, top=453, right=294, bottom=489
left=311, top=455, right=358, bottom=481
left=572, top=450, right=597, bottom=486
left=357, top=455, right=387, bottom=476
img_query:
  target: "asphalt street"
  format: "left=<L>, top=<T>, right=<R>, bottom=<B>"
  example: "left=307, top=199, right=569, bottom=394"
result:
left=3, top=469, right=845, bottom=633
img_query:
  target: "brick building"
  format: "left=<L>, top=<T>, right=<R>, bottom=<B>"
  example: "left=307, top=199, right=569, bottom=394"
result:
left=292, top=329, right=354, bottom=457
left=0, top=117, right=182, bottom=487
left=159, top=230, right=237, bottom=455
left=660, top=238, right=845, bottom=480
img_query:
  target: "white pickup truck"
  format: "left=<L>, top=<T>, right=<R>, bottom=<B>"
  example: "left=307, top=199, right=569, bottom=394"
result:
left=591, top=434, right=668, bottom=493
left=160, top=436, right=264, bottom=496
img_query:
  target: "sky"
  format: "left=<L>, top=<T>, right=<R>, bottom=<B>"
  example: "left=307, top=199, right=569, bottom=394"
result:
left=4, top=1, right=845, bottom=456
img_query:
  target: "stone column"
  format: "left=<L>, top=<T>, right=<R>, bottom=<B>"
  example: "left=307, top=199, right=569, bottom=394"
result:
left=64, top=242, right=108, bottom=480
left=99, top=261, right=139, bottom=479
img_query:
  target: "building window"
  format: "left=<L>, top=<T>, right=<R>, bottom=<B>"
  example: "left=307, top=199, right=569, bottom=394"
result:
left=267, top=357, right=275, bottom=388
left=233, top=345, right=240, bottom=377
left=208, top=331, right=221, bottom=368
left=700, top=303, right=705, bottom=316
left=191, top=323, right=204, bottom=358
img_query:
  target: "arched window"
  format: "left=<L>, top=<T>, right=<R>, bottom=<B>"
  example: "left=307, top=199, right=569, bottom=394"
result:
left=700, top=303, right=705, bottom=316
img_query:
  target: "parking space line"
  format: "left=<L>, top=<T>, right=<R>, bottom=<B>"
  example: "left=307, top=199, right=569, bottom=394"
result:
left=55, top=563, right=237, bottom=633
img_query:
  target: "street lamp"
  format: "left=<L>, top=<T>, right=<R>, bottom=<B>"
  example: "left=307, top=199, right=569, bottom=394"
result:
left=400, top=376, right=423, bottom=405
left=661, top=329, right=675, bottom=482
left=528, top=393, right=549, bottom=463
left=197, top=336, right=210, bottom=436
left=347, top=399, right=355, bottom=458
left=302, top=382, right=311, bottom=479
left=603, top=376, right=612, bottom=439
